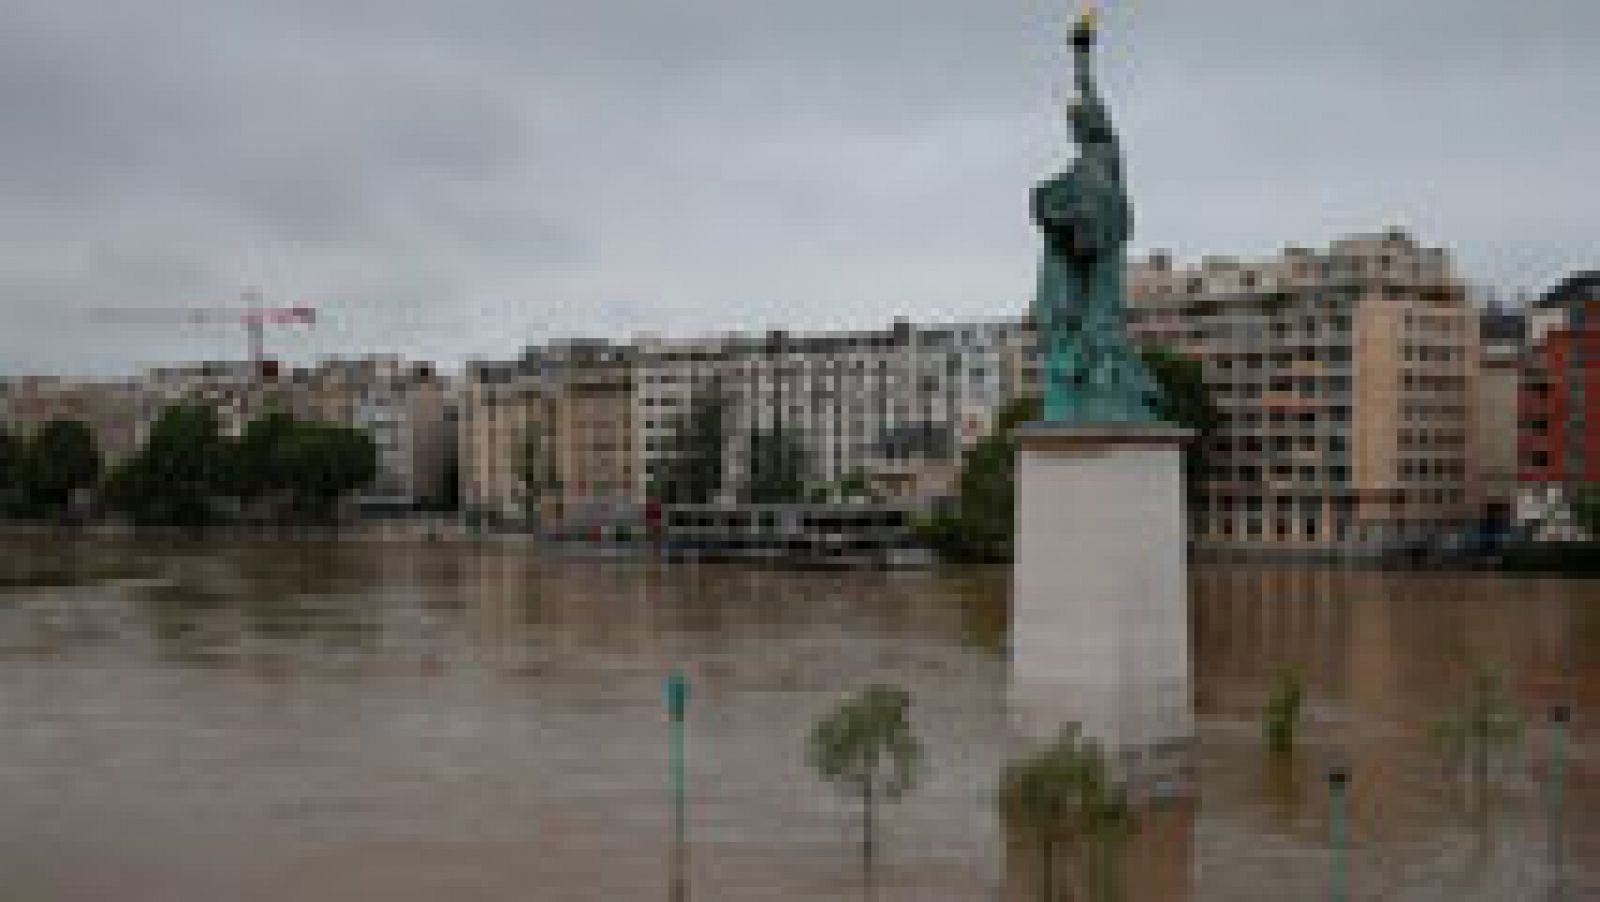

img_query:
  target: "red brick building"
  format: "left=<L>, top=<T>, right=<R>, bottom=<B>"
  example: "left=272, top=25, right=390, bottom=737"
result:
left=1518, top=272, right=1600, bottom=539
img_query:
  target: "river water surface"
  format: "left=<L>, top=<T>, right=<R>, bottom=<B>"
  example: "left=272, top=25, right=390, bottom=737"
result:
left=0, top=538, right=1594, bottom=900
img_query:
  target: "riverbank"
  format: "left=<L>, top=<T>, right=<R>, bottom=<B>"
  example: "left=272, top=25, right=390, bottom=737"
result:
left=5, top=519, right=1597, bottom=575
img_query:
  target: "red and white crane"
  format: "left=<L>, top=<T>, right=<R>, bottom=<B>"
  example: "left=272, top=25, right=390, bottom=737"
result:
left=95, top=289, right=317, bottom=369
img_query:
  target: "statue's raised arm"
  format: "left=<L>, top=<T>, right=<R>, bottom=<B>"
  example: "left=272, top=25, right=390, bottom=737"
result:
left=1067, top=11, right=1121, bottom=183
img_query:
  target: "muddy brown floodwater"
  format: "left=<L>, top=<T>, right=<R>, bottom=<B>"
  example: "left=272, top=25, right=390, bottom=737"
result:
left=0, top=537, right=1595, bottom=900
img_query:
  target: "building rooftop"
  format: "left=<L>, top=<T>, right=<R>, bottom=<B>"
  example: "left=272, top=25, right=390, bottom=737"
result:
left=1538, top=271, right=1600, bottom=308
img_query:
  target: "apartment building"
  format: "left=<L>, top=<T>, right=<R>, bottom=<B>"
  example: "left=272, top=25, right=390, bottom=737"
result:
left=547, top=341, right=638, bottom=532
left=459, top=356, right=554, bottom=525
left=0, top=376, right=146, bottom=464
left=1475, top=306, right=1527, bottom=520
left=139, top=361, right=285, bottom=440
left=458, top=320, right=1028, bottom=524
left=1126, top=229, right=1480, bottom=553
left=634, top=320, right=1024, bottom=503
left=1518, top=272, right=1600, bottom=540
left=460, top=340, right=637, bottom=532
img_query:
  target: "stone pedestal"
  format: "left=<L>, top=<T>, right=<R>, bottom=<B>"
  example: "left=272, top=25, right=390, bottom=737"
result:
left=1009, top=423, right=1193, bottom=754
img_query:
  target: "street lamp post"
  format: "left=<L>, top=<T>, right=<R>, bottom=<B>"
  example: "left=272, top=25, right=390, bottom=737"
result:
left=1547, top=704, right=1570, bottom=900
left=1328, top=766, right=1349, bottom=902
left=666, top=669, right=689, bottom=902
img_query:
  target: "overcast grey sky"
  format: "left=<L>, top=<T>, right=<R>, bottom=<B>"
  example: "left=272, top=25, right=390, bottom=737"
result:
left=1, top=0, right=1594, bottom=376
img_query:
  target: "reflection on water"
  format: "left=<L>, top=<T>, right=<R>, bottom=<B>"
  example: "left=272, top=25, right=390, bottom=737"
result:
left=0, top=538, right=1594, bottom=900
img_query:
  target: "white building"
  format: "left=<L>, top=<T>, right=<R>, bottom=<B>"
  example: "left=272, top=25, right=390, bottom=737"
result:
left=634, top=319, right=1028, bottom=502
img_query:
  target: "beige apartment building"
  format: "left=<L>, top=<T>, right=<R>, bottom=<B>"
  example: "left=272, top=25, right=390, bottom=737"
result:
left=1473, top=307, right=1526, bottom=517
left=459, top=357, right=553, bottom=525
left=0, top=375, right=146, bottom=464
left=548, top=341, right=638, bottom=531
left=1126, top=229, right=1481, bottom=553
left=460, top=341, right=636, bottom=532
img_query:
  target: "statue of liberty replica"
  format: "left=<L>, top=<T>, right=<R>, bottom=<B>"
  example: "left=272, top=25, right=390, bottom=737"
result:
left=1010, top=12, right=1195, bottom=896
left=1030, top=6, right=1164, bottom=425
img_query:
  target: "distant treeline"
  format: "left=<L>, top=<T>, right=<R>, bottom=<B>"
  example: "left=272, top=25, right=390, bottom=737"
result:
left=0, top=406, right=375, bottom=532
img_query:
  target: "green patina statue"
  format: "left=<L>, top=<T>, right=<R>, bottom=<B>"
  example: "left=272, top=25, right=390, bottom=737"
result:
left=1031, top=12, right=1164, bottom=425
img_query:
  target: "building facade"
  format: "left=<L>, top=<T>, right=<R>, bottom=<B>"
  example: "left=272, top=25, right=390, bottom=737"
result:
left=1518, top=272, right=1600, bottom=541
left=460, top=341, right=637, bottom=533
left=635, top=320, right=1025, bottom=504
left=1126, top=230, right=1481, bottom=553
left=459, top=357, right=554, bottom=526
left=1475, top=305, right=1527, bottom=521
left=459, top=320, right=1030, bottom=527
left=0, top=375, right=146, bottom=466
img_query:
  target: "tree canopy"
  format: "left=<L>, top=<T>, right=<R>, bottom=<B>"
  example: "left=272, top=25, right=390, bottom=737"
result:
left=17, top=419, right=100, bottom=516
left=807, top=684, right=924, bottom=889
left=103, top=407, right=377, bottom=530
left=1141, top=346, right=1221, bottom=437
left=1000, top=724, right=1135, bottom=902
left=277, top=420, right=377, bottom=521
left=919, top=396, right=1039, bottom=563
left=1571, top=485, right=1600, bottom=540
left=103, top=404, right=229, bottom=529
left=743, top=422, right=808, bottom=504
left=651, top=385, right=727, bottom=505
left=0, top=423, right=20, bottom=510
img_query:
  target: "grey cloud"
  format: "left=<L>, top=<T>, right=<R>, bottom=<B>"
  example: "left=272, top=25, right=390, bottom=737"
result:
left=0, top=0, right=1596, bottom=376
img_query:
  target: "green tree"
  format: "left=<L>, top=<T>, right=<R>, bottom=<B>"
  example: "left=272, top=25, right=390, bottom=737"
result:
left=837, top=469, right=875, bottom=503
left=1571, top=484, right=1600, bottom=539
left=19, top=419, right=100, bottom=517
left=1262, top=669, right=1304, bottom=757
left=220, top=413, right=376, bottom=526
left=920, top=396, right=1039, bottom=563
left=807, top=684, right=924, bottom=892
left=230, top=410, right=299, bottom=506
left=1141, top=346, right=1222, bottom=501
left=651, top=385, right=726, bottom=504
left=1140, top=347, right=1221, bottom=436
left=1431, top=664, right=1522, bottom=805
left=280, top=422, right=377, bottom=523
left=1000, top=724, right=1136, bottom=902
left=743, top=422, right=808, bottom=504
left=0, top=423, right=20, bottom=513
left=102, top=404, right=229, bottom=530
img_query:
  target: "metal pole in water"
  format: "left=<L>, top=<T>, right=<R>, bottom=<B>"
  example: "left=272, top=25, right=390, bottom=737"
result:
left=667, top=668, right=688, bottom=902
left=1547, top=705, right=1569, bottom=901
left=1328, top=766, right=1349, bottom=902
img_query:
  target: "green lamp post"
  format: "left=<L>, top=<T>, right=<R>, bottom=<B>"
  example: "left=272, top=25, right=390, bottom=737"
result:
left=666, top=668, right=688, bottom=902
left=1328, top=766, right=1349, bottom=902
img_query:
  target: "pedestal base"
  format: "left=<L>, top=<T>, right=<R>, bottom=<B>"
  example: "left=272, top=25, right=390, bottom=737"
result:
left=1009, top=423, right=1193, bottom=753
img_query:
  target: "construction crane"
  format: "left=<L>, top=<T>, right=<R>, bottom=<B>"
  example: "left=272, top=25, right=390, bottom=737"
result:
left=95, top=289, right=317, bottom=370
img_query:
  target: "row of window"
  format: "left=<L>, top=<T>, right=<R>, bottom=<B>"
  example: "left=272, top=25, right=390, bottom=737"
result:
left=1214, top=435, right=1349, bottom=455
left=1398, top=429, right=1466, bottom=447
left=1401, top=373, right=1467, bottom=392
left=1204, top=465, right=1352, bottom=484
left=1209, top=377, right=1353, bottom=398
left=1219, top=408, right=1354, bottom=428
left=1194, top=515, right=1462, bottom=542
left=1398, top=459, right=1466, bottom=480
